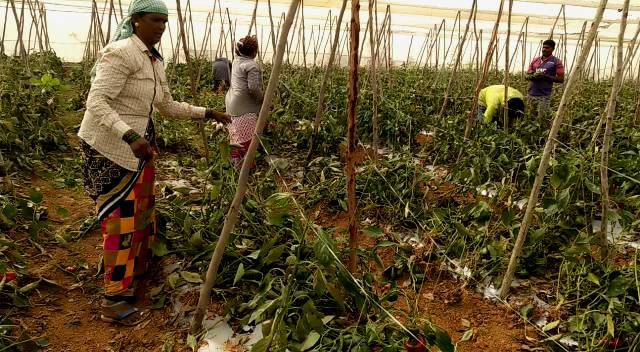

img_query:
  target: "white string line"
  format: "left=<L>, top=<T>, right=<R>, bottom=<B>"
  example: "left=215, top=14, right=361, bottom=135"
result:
left=355, top=150, right=572, bottom=351
left=254, top=136, right=423, bottom=343
left=254, top=133, right=570, bottom=351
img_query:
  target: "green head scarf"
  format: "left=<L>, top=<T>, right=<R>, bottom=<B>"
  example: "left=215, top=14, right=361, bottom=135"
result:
left=112, top=0, right=169, bottom=42
left=91, top=0, right=169, bottom=82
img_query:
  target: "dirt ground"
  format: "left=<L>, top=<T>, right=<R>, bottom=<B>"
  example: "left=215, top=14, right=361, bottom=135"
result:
left=6, top=168, right=532, bottom=352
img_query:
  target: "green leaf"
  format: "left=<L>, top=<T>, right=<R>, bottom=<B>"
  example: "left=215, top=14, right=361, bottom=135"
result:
left=363, top=226, right=384, bottom=238
left=587, top=272, right=600, bottom=286
left=606, top=314, right=615, bottom=337
left=55, top=206, right=69, bottom=218
left=606, top=275, right=630, bottom=297
left=376, top=241, right=397, bottom=248
left=585, top=180, right=601, bottom=194
left=151, top=240, right=169, bottom=257
left=249, top=297, right=281, bottom=324
left=29, top=189, right=43, bottom=204
left=519, top=304, right=534, bottom=318
left=180, top=271, right=203, bottom=284
left=301, top=331, right=321, bottom=351
left=263, top=245, right=287, bottom=265
left=233, top=263, right=245, bottom=285
left=251, top=337, right=270, bottom=352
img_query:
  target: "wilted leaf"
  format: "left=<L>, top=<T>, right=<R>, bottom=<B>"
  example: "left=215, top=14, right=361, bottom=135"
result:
left=151, top=241, right=169, bottom=257
left=460, top=329, right=474, bottom=342
left=542, top=320, right=560, bottom=332
left=180, top=271, right=202, bottom=284
left=233, top=263, right=245, bottom=285
left=186, top=334, right=197, bottom=352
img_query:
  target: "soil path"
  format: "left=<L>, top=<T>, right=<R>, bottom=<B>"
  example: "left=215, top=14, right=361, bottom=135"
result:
left=13, top=177, right=191, bottom=352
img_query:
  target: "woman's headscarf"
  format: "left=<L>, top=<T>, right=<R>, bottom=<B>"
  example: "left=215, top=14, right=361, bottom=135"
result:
left=91, top=0, right=169, bottom=82
left=112, top=0, right=169, bottom=42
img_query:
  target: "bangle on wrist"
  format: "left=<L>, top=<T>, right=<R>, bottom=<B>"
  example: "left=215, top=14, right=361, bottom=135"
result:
left=122, top=130, right=142, bottom=144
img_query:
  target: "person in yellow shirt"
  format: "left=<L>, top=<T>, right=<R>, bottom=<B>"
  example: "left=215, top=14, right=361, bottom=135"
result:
left=477, top=85, right=525, bottom=127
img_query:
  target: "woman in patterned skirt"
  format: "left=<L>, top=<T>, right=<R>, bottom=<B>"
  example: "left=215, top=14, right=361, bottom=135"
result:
left=78, top=0, right=229, bottom=325
left=225, top=35, right=263, bottom=166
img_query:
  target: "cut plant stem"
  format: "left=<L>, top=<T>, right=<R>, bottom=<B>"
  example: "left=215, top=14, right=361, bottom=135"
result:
left=191, top=0, right=300, bottom=334
left=499, top=0, right=608, bottom=299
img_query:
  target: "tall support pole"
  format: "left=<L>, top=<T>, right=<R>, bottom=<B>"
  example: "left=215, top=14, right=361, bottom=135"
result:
left=599, top=0, right=630, bottom=262
left=267, top=0, right=277, bottom=56
left=368, top=0, right=379, bottom=159
left=191, top=0, right=300, bottom=334
left=438, top=0, right=477, bottom=117
left=106, top=0, right=114, bottom=41
left=347, top=0, right=361, bottom=272
left=8, top=0, right=26, bottom=57
left=464, top=0, right=505, bottom=139
left=248, top=0, right=258, bottom=36
left=502, top=0, right=513, bottom=130
left=1, top=1, right=9, bottom=55
left=306, top=0, right=348, bottom=160
left=176, top=0, right=209, bottom=164
left=499, top=0, right=609, bottom=299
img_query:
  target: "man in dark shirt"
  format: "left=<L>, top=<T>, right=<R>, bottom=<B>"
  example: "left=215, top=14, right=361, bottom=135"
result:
left=525, top=39, right=565, bottom=120
left=213, top=57, right=231, bottom=92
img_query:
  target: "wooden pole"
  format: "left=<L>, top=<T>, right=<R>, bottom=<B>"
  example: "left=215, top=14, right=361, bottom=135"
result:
left=347, top=0, right=361, bottom=271
left=599, top=0, right=629, bottom=261
left=106, top=0, right=114, bottom=41
left=267, top=0, right=277, bottom=56
left=176, top=0, right=209, bottom=164
left=248, top=0, right=259, bottom=36
left=0, top=1, right=8, bottom=55
left=503, top=0, right=513, bottom=130
left=463, top=0, right=505, bottom=139
left=438, top=0, right=477, bottom=117
left=191, top=0, right=300, bottom=334
left=8, top=0, right=26, bottom=57
left=369, top=0, right=379, bottom=158
left=301, top=0, right=307, bottom=67
left=499, top=0, right=609, bottom=299
left=306, top=0, right=348, bottom=160
left=549, top=5, right=564, bottom=39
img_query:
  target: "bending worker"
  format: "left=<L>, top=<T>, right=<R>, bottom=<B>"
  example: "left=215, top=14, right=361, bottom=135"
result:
left=477, top=85, right=525, bottom=127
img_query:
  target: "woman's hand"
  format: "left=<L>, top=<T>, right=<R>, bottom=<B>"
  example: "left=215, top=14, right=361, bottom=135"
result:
left=130, top=138, right=154, bottom=160
left=206, top=110, right=232, bottom=124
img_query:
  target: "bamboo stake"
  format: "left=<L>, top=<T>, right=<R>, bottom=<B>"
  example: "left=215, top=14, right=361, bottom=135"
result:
left=320, top=13, right=333, bottom=66
left=175, top=0, right=209, bottom=164
left=499, top=0, right=608, bottom=299
left=118, top=0, right=123, bottom=19
left=599, top=0, right=629, bottom=261
left=369, top=0, right=379, bottom=159
left=503, top=0, right=513, bottom=130
left=226, top=8, right=235, bottom=60
left=191, top=0, right=300, bottom=334
left=8, top=0, right=25, bottom=57
left=591, top=21, right=640, bottom=143
left=248, top=0, right=258, bottom=36
left=16, top=0, right=25, bottom=57
left=347, top=0, right=361, bottom=271
left=106, top=0, right=114, bottom=41
left=463, top=0, right=505, bottom=139
left=267, top=0, right=277, bottom=55
left=40, top=2, right=50, bottom=51
left=306, top=0, right=348, bottom=160
left=405, top=34, right=414, bottom=65
left=301, top=0, right=307, bottom=67
left=438, top=0, right=477, bottom=117
left=1, top=1, right=8, bottom=55
left=26, top=0, right=42, bottom=51
left=549, top=5, right=564, bottom=39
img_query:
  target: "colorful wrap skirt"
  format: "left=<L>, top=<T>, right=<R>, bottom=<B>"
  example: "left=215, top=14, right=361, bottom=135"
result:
left=80, top=121, right=156, bottom=301
left=228, top=112, right=257, bottom=164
